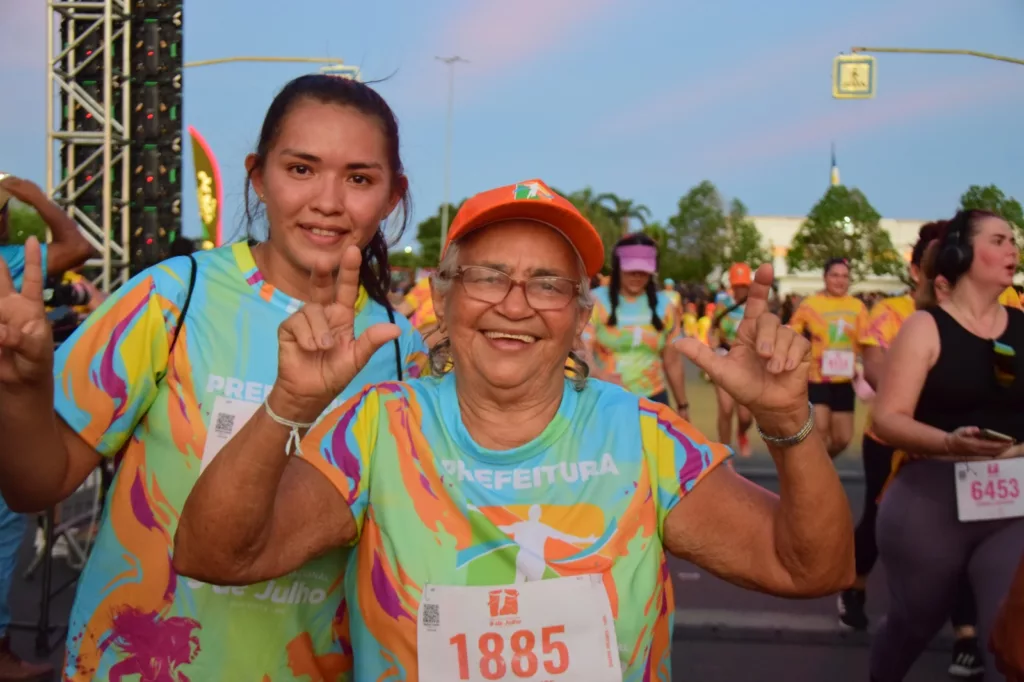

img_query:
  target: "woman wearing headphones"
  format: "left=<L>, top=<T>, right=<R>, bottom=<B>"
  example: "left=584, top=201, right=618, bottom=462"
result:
left=869, top=210, right=1024, bottom=682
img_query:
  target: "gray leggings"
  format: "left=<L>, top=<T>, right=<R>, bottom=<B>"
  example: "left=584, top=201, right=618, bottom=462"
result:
left=870, top=460, right=1024, bottom=682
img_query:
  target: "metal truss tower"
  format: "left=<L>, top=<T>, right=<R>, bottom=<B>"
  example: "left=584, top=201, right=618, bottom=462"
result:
left=47, top=0, right=132, bottom=292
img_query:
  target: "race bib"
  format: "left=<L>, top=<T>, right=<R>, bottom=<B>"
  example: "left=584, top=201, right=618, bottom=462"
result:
left=417, top=575, right=622, bottom=682
left=821, top=350, right=855, bottom=378
left=955, top=457, right=1024, bottom=522
left=200, top=396, right=261, bottom=471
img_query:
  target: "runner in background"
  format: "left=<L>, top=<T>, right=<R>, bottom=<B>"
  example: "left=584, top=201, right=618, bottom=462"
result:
left=870, top=210, right=1024, bottom=682
left=840, top=221, right=986, bottom=676
left=681, top=300, right=699, bottom=340
left=662, top=277, right=681, bottom=317
left=586, top=233, right=689, bottom=417
left=0, top=74, right=427, bottom=682
left=712, top=263, right=754, bottom=457
left=397, top=271, right=440, bottom=346
left=789, top=257, right=868, bottom=458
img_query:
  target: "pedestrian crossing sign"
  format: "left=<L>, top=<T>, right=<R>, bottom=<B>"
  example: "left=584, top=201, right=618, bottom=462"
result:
left=832, top=54, right=876, bottom=99
left=321, top=64, right=361, bottom=81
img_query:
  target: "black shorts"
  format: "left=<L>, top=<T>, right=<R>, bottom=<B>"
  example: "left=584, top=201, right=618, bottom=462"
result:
left=808, top=382, right=856, bottom=413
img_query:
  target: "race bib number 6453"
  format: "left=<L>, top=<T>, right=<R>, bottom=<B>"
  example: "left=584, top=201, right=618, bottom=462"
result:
left=955, top=457, right=1024, bottom=522
left=416, top=575, right=622, bottom=682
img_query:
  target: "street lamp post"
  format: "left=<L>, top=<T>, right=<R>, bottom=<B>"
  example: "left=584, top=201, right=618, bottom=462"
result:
left=436, top=56, right=468, bottom=246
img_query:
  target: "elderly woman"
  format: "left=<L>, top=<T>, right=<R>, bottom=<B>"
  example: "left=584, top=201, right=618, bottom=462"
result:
left=173, top=179, right=854, bottom=679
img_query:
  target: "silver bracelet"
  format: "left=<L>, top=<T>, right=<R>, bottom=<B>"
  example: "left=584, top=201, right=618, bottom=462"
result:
left=263, top=401, right=315, bottom=456
left=756, top=402, right=815, bottom=448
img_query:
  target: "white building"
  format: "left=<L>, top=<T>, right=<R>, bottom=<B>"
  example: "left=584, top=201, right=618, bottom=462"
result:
left=751, top=215, right=928, bottom=295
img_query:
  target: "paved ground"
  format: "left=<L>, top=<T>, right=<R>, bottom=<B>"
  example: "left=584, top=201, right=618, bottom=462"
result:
left=6, top=369, right=953, bottom=680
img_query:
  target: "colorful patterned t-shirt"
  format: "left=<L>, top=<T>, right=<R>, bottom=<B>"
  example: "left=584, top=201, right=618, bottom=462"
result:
left=585, top=287, right=682, bottom=397
left=788, top=293, right=868, bottom=383
left=299, top=374, right=731, bottom=681
left=52, top=241, right=428, bottom=682
left=860, top=294, right=915, bottom=441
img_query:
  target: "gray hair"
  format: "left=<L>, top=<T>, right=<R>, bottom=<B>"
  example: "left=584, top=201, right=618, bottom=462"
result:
left=428, top=239, right=594, bottom=390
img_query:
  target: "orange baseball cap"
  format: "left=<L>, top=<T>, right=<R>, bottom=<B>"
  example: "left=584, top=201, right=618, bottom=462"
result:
left=443, top=179, right=605, bottom=277
left=729, top=262, right=753, bottom=287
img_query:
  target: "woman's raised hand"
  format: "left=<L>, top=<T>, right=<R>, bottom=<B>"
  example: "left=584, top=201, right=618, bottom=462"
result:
left=270, top=245, right=400, bottom=422
left=0, top=238, right=54, bottom=390
left=674, top=264, right=812, bottom=435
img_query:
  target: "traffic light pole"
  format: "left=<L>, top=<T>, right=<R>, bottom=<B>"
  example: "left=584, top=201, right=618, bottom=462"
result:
left=184, top=56, right=347, bottom=69
left=851, top=46, right=1024, bottom=67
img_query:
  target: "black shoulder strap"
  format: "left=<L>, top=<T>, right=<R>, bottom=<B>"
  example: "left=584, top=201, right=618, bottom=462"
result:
left=159, top=255, right=197, bottom=381
left=712, top=298, right=745, bottom=330
left=386, top=306, right=404, bottom=381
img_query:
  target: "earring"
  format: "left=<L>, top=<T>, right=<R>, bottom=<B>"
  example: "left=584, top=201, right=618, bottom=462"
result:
left=258, top=193, right=266, bottom=202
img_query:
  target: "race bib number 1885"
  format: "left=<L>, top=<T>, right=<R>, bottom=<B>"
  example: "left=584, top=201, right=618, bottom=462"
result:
left=416, top=575, right=622, bottom=682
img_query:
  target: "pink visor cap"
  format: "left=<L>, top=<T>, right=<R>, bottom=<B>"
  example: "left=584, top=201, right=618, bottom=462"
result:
left=616, top=244, right=658, bottom=274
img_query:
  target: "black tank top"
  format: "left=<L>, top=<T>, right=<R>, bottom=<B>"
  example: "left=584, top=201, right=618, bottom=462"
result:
left=914, top=306, right=1024, bottom=440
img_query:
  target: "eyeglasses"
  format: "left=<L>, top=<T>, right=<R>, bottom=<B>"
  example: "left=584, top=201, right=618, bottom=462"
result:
left=452, top=266, right=579, bottom=311
left=993, top=340, right=1016, bottom=389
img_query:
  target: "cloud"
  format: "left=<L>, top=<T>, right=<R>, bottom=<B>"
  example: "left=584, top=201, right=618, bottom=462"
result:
left=390, top=0, right=622, bottom=111
left=692, top=70, right=1022, bottom=174
left=0, top=3, right=46, bottom=70
left=590, top=0, right=962, bottom=137
left=439, top=0, right=620, bottom=74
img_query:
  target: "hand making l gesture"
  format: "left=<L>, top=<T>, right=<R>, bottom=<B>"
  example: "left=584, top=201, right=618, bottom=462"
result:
left=675, top=264, right=810, bottom=432
left=268, top=245, right=401, bottom=423
left=0, top=238, right=54, bottom=389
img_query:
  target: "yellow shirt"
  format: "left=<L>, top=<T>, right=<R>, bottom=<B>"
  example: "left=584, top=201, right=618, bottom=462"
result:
left=859, top=294, right=916, bottom=441
left=999, top=286, right=1022, bottom=309
left=696, top=316, right=712, bottom=346
left=682, top=312, right=698, bottom=341
left=789, top=293, right=869, bottom=384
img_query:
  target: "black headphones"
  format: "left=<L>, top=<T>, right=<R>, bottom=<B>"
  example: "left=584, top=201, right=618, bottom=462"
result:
left=934, top=210, right=974, bottom=283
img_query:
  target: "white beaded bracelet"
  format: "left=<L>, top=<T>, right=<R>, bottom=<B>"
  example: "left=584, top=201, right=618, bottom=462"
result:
left=756, top=402, right=816, bottom=448
left=263, top=401, right=315, bottom=456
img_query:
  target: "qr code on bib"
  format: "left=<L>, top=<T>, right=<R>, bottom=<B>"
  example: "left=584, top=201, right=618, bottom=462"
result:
left=214, top=413, right=236, bottom=438
left=422, top=603, right=440, bottom=628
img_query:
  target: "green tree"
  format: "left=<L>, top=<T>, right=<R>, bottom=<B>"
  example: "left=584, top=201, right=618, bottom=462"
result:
left=959, top=184, right=1024, bottom=229
left=786, top=185, right=903, bottom=280
left=388, top=248, right=420, bottom=270
left=415, top=202, right=461, bottom=267
left=726, top=199, right=770, bottom=269
left=4, top=201, right=48, bottom=245
left=597, top=193, right=651, bottom=236
left=959, top=185, right=1024, bottom=269
left=666, top=180, right=728, bottom=282
left=560, top=187, right=620, bottom=269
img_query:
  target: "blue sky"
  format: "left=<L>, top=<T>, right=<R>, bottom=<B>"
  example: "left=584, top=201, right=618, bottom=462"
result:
left=2, top=0, right=1023, bottom=248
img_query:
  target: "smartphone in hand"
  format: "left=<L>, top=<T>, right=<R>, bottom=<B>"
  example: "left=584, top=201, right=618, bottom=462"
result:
left=978, top=428, right=1016, bottom=444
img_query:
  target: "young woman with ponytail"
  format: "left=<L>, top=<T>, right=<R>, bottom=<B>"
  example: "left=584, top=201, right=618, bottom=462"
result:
left=584, top=233, right=689, bottom=417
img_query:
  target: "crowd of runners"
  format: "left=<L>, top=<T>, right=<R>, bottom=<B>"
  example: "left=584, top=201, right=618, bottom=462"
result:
left=0, top=74, right=1021, bottom=682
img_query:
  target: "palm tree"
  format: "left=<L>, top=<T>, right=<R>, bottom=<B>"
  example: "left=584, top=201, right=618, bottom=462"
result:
left=596, top=193, right=651, bottom=236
